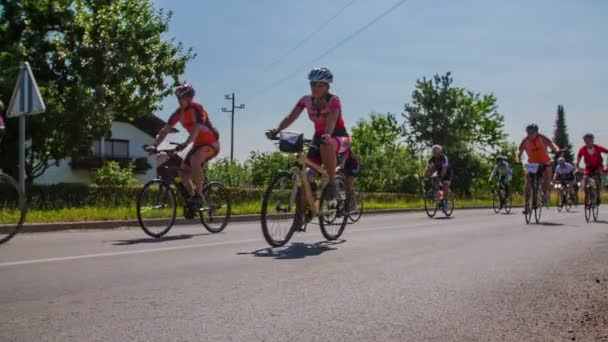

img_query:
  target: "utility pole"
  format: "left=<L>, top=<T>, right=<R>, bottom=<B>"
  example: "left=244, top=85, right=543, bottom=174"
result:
left=221, top=93, right=244, bottom=162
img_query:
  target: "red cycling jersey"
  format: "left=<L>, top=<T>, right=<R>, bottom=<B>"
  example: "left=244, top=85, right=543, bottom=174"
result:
left=168, top=101, right=218, bottom=146
left=295, top=94, right=347, bottom=135
left=578, top=144, right=607, bottom=172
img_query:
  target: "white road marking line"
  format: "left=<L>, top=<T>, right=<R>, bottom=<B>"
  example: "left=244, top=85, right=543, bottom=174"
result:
left=0, top=210, right=566, bottom=268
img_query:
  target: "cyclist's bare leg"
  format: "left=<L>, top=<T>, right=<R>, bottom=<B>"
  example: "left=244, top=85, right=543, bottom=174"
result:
left=442, top=181, right=451, bottom=201
left=345, top=175, right=356, bottom=200
left=320, top=139, right=338, bottom=182
left=189, top=148, right=215, bottom=196
left=178, top=166, right=194, bottom=196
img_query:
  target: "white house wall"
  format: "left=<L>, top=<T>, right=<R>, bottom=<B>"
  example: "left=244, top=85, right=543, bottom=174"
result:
left=35, top=122, right=157, bottom=185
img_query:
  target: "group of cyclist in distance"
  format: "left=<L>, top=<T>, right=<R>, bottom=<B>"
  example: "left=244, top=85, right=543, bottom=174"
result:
left=142, top=67, right=608, bottom=218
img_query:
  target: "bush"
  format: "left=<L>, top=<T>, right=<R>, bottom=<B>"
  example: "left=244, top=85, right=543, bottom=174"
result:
left=94, top=161, right=136, bottom=186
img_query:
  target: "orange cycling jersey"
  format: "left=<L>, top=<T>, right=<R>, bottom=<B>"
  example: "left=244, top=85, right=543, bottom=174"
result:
left=168, top=101, right=218, bottom=146
left=519, top=134, right=553, bottom=164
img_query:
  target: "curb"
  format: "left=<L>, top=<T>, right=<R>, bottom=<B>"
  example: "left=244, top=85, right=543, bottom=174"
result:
left=18, top=205, right=513, bottom=234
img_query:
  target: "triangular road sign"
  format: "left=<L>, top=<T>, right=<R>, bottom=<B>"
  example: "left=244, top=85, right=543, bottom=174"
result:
left=7, top=62, right=46, bottom=118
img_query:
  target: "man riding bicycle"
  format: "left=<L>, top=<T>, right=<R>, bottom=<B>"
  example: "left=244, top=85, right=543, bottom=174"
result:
left=553, top=156, right=576, bottom=197
left=153, top=84, right=220, bottom=208
left=516, top=124, right=561, bottom=213
left=424, top=145, right=452, bottom=207
left=266, top=67, right=359, bottom=207
left=489, top=156, right=512, bottom=194
left=576, top=133, right=607, bottom=205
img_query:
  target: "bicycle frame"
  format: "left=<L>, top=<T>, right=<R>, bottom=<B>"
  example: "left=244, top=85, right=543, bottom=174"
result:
left=292, top=151, right=330, bottom=217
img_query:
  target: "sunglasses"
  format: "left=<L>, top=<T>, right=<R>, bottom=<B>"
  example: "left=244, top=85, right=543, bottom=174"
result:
left=310, top=82, right=328, bottom=88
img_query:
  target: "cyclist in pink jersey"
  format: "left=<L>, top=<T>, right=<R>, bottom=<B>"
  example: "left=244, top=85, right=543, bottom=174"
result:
left=266, top=68, right=359, bottom=203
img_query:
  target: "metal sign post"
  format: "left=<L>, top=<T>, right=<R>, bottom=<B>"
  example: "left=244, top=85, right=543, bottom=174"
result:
left=7, top=62, right=46, bottom=198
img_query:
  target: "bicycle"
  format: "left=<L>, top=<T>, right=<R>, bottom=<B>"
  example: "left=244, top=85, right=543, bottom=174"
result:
left=583, top=174, right=600, bottom=223
left=491, top=180, right=512, bottom=214
left=0, top=171, right=27, bottom=245
left=261, top=131, right=350, bottom=247
left=523, top=163, right=547, bottom=224
left=136, top=143, right=231, bottom=238
left=423, top=174, right=454, bottom=218
left=554, top=180, right=575, bottom=213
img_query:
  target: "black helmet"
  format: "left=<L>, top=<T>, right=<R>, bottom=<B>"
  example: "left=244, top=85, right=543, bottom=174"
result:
left=526, top=124, right=539, bottom=133
left=495, top=156, right=506, bottom=163
left=583, top=133, right=594, bottom=140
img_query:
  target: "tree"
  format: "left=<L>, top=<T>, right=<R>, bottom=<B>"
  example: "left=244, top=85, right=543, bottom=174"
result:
left=0, top=0, right=194, bottom=182
left=247, top=151, right=296, bottom=188
left=403, top=72, right=508, bottom=195
left=552, top=104, right=574, bottom=163
left=350, top=113, right=419, bottom=193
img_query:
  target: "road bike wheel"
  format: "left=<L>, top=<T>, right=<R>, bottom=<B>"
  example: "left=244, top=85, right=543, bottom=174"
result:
left=592, top=190, right=599, bottom=222
left=492, top=189, right=501, bottom=214
left=424, top=188, right=438, bottom=218
left=443, top=193, right=455, bottom=217
left=584, top=188, right=592, bottom=223
left=0, top=173, right=27, bottom=245
left=504, top=191, right=513, bottom=214
left=556, top=191, right=564, bottom=213
left=348, top=189, right=364, bottom=223
left=136, top=180, right=177, bottom=238
left=261, top=172, right=300, bottom=247
left=199, top=182, right=231, bottom=233
left=319, top=177, right=348, bottom=241
left=565, top=191, right=573, bottom=212
left=534, top=183, right=543, bottom=224
left=524, top=201, right=532, bottom=224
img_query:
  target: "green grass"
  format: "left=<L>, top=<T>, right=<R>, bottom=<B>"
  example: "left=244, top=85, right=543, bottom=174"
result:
left=0, top=192, right=605, bottom=224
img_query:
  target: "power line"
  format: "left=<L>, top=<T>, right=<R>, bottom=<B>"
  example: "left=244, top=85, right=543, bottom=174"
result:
left=236, top=0, right=357, bottom=95
left=262, top=0, right=357, bottom=72
left=243, top=0, right=411, bottom=104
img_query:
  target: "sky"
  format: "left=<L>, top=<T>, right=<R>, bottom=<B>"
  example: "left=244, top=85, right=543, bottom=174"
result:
left=152, top=0, right=607, bottom=161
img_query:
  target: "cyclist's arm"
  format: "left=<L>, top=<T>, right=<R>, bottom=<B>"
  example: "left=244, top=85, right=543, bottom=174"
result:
left=506, top=166, right=513, bottom=180
left=597, top=145, right=608, bottom=155
left=154, top=125, right=173, bottom=146
left=543, top=135, right=560, bottom=153
left=489, top=166, right=497, bottom=181
left=275, top=105, right=305, bottom=132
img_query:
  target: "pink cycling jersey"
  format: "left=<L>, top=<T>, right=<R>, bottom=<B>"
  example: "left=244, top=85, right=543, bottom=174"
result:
left=295, top=94, right=346, bottom=135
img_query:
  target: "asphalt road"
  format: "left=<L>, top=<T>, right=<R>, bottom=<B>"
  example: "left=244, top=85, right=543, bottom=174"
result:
left=1, top=209, right=607, bottom=342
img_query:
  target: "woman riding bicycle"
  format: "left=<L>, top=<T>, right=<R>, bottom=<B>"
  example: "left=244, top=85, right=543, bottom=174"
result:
left=153, top=84, right=220, bottom=207
left=576, top=133, right=608, bottom=205
left=516, top=123, right=561, bottom=213
left=424, top=145, right=453, bottom=207
left=489, top=155, right=512, bottom=194
left=553, top=156, right=576, bottom=197
left=265, top=67, right=358, bottom=208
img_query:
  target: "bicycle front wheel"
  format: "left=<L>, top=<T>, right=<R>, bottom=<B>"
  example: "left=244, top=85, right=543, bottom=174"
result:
left=424, top=188, right=438, bottom=218
left=534, top=181, right=543, bottom=224
left=261, top=172, right=300, bottom=247
left=556, top=191, right=564, bottom=212
left=504, top=191, right=513, bottom=214
left=200, top=182, right=231, bottom=233
left=584, top=189, right=592, bottom=223
left=443, top=194, right=455, bottom=217
left=319, top=177, right=348, bottom=240
left=0, top=173, right=26, bottom=245
left=136, top=180, right=177, bottom=238
left=492, top=189, right=500, bottom=214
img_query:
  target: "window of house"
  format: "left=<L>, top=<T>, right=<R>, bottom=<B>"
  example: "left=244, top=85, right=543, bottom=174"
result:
left=92, top=139, right=129, bottom=158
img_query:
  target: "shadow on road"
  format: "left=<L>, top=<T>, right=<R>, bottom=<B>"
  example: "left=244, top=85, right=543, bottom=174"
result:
left=593, top=220, right=608, bottom=224
left=535, top=222, right=565, bottom=227
left=434, top=216, right=453, bottom=220
left=111, top=233, right=212, bottom=245
left=238, top=240, right=345, bottom=260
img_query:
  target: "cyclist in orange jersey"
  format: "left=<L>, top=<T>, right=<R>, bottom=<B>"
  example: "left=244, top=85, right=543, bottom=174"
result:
left=516, top=123, right=560, bottom=212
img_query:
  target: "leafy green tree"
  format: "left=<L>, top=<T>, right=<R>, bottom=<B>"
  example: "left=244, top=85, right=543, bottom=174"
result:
left=351, top=113, right=419, bottom=193
left=247, top=151, right=296, bottom=188
left=552, top=104, right=574, bottom=163
left=403, top=72, right=508, bottom=195
left=94, top=160, right=135, bottom=186
left=0, top=0, right=194, bottom=182
left=206, top=159, right=252, bottom=188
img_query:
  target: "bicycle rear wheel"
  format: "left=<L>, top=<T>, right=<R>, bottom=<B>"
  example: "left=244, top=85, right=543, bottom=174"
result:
left=319, top=177, right=348, bottom=240
left=0, top=173, right=26, bottom=245
left=199, top=182, right=231, bottom=233
left=504, top=191, right=513, bottom=214
left=136, top=180, right=177, bottom=238
left=261, top=172, right=300, bottom=247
